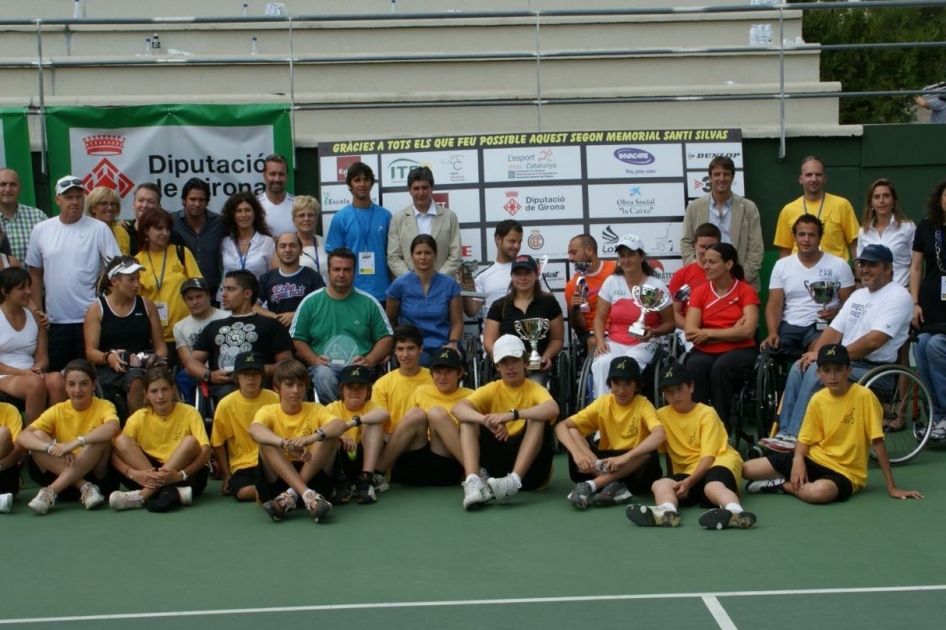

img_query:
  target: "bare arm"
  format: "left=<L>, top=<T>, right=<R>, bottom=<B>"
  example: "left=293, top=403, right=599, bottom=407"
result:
left=593, top=298, right=612, bottom=355
left=872, top=438, right=923, bottom=499
left=483, top=318, right=501, bottom=357
left=292, top=339, right=324, bottom=368
left=910, top=251, right=924, bottom=327
left=28, top=266, right=44, bottom=312
left=761, top=288, right=785, bottom=349
left=143, top=297, right=168, bottom=358
left=448, top=295, right=464, bottom=343
left=362, top=335, right=393, bottom=369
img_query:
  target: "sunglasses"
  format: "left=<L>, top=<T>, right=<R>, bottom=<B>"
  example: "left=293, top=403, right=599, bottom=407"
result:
left=108, top=256, right=140, bottom=279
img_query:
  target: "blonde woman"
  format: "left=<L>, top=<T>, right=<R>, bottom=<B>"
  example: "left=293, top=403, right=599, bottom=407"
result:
left=86, top=186, right=130, bottom=255
left=291, top=195, right=328, bottom=283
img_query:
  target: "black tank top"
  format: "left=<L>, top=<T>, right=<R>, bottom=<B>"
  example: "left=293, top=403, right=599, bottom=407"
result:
left=98, top=295, right=152, bottom=354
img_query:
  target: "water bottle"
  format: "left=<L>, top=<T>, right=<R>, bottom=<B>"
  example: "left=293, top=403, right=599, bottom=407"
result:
left=390, top=0, right=396, bottom=12
left=243, top=3, right=249, bottom=17
left=145, top=38, right=152, bottom=56
left=250, top=36, right=259, bottom=55
left=73, top=0, right=85, bottom=19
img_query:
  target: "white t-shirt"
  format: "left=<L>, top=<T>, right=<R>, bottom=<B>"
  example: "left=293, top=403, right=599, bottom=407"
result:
left=258, top=192, right=296, bottom=238
left=830, top=281, right=912, bottom=364
left=173, top=308, right=230, bottom=351
left=473, top=261, right=512, bottom=317
left=25, top=215, right=120, bottom=324
left=769, top=253, right=855, bottom=326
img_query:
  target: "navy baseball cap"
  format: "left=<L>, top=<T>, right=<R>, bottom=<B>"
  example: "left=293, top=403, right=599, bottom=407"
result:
left=855, top=244, right=893, bottom=264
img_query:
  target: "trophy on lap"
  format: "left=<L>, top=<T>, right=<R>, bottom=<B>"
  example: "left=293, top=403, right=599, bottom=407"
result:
left=514, top=317, right=551, bottom=371
left=574, top=261, right=591, bottom=313
left=628, top=285, right=670, bottom=338
left=805, top=280, right=840, bottom=331
left=458, top=258, right=484, bottom=298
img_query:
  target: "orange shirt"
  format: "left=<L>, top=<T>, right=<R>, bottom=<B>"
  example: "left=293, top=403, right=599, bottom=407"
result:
left=564, top=260, right=618, bottom=331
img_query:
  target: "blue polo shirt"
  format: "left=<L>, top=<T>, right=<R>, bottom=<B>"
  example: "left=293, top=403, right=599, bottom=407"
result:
left=386, top=271, right=461, bottom=350
left=325, top=203, right=392, bottom=302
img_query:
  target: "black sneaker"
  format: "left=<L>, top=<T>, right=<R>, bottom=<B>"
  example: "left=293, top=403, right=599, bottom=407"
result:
left=355, top=474, right=377, bottom=504
left=332, top=477, right=353, bottom=505
left=146, top=486, right=182, bottom=513
left=698, top=508, right=757, bottom=530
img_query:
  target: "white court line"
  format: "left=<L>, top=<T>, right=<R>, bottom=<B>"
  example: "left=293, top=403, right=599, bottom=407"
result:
left=702, top=596, right=738, bottom=630
left=2, top=584, right=945, bottom=625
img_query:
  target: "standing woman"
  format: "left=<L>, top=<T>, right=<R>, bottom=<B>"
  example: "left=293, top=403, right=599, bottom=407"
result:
left=135, top=208, right=201, bottom=360
left=86, top=186, right=131, bottom=256
left=684, top=243, right=760, bottom=430
left=16, top=360, right=120, bottom=514
left=592, top=234, right=675, bottom=398
left=859, top=179, right=915, bottom=287
left=910, top=178, right=946, bottom=439
left=220, top=191, right=275, bottom=293
left=84, top=256, right=167, bottom=414
left=0, top=267, right=65, bottom=422
left=386, top=234, right=463, bottom=366
left=484, top=254, right=564, bottom=383
left=290, top=195, right=328, bottom=284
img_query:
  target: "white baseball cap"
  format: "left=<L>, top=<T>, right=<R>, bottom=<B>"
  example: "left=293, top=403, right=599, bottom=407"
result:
left=493, top=334, right=526, bottom=364
left=55, top=175, right=85, bottom=196
left=615, top=234, right=645, bottom=253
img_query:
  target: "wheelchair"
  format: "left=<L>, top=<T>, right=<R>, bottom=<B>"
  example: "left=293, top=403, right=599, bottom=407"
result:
left=733, top=349, right=801, bottom=457
left=860, top=362, right=932, bottom=465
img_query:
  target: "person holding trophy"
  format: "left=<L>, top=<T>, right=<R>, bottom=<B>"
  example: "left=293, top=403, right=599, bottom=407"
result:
left=683, top=243, right=760, bottom=431
left=591, top=235, right=674, bottom=399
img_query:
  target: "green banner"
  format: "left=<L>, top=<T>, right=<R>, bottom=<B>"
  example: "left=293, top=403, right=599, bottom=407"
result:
left=0, top=108, right=36, bottom=206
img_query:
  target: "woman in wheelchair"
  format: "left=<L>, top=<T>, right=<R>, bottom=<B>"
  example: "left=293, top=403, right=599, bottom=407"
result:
left=0, top=267, right=65, bottom=422
left=591, top=234, right=674, bottom=398
left=683, top=243, right=759, bottom=431
left=84, top=256, right=167, bottom=416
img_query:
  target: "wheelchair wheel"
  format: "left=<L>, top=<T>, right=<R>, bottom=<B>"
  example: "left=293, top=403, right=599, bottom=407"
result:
left=575, top=353, right=594, bottom=412
left=755, top=354, right=780, bottom=444
left=648, top=346, right=674, bottom=407
left=552, top=349, right=572, bottom=419
left=860, top=365, right=933, bottom=465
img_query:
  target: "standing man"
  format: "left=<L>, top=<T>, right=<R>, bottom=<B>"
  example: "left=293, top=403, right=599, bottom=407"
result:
left=26, top=176, right=120, bottom=371
left=125, top=183, right=161, bottom=255
left=325, top=162, right=392, bottom=304
left=564, top=234, right=617, bottom=351
left=680, top=156, right=764, bottom=289
left=387, top=166, right=462, bottom=279
left=171, top=178, right=226, bottom=299
left=0, top=167, right=48, bottom=260
left=257, top=154, right=295, bottom=237
left=256, top=232, right=325, bottom=327
left=462, top=220, right=523, bottom=318
left=773, top=156, right=859, bottom=262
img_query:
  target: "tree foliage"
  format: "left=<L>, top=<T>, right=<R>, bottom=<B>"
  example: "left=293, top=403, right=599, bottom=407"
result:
left=790, top=1, right=946, bottom=124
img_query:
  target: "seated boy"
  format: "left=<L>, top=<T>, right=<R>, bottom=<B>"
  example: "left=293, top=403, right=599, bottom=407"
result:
left=452, top=334, right=559, bottom=509
left=248, top=359, right=359, bottom=523
left=743, top=344, right=922, bottom=503
left=323, top=365, right=390, bottom=504
left=555, top=357, right=665, bottom=510
left=376, top=346, right=472, bottom=487
left=0, top=402, right=24, bottom=513
left=626, top=362, right=757, bottom=530
left=210, top=351, right=280, bottom=501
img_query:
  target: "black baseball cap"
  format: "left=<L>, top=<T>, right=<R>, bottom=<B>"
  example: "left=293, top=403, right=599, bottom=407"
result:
left=817, top=344, right=851, bottom=367
left=511, top=255, right=538, bottom=272
left=180, top=277, right=211, bottom=295
left=233, top=351, right=265, bottom=374
left=430, top=347, right=463, bottom=370
left=607, top=357, right=641, bottom=383
left=339, top=365, right=375, bottom=386
left=855, top=244, right=893, bottom=264
left=658, top=362, right=690, bottom=389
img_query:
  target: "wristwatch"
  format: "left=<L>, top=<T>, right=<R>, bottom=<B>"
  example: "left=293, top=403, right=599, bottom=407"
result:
left=316, top=428, right=327, bottom=441
left=202, top=370, right=211, bottom=383
left=352, top=415, right=362, bottom=427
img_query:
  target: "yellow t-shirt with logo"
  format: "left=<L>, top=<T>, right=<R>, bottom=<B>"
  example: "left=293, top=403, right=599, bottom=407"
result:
left=111, top=223, right=131, bottom=257
left=0, top=402, right=23, bottom=443
left=571, top=394, right=661, bottom=451
left=657, top=402, right=742, bottom=482
left=373, top=368, right=431, bottom=433
left=32, top=398, right=119, bottom=451
left=464, top=379, right=554, bottom=437
left=413, top=384, right=475, bottom=425
left=123, top=403, right=209, bottom=463
left=252, top=402, right=337, bottom=462
left=773, top=193, right=859, bottom=260
left=211, top=388, right=280, bottom=473
left=799, top=383, right=883, bottom=492
left=136, top=246, right=202, bottom=342
left=324, top=399, right=385, bottom=443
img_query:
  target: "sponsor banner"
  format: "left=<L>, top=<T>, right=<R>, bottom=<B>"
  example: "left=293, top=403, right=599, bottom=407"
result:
left=320, top=184, right=381, bottom=215
left=384, top=188, right=481, bottom=224
left=684, top=142, right=744, bottom=170
left=538, top=261, right=567, bottom=293
left=646, top=258, right=684, bottom=285
left=484, top=185, right=583, bottom=223
left=485, top=223, right=575, bottom=261
left=380, top=151, right=479, bottom=187
left=46, top=104, right=292, bottom=218
left=585, top=144, right=684, bottom=180
left=685, top=170, right=746, bottom=199
left=318, top=154, right=380, bottom=184
left=460, top=228, right=484, bottom=263
left=594, top=222, right=683, bottom=257
left=587, top=183, right=685, bottom=220
left=482, top=146, right=582, bottom=183
left=0, top=109, right=36, bottom=206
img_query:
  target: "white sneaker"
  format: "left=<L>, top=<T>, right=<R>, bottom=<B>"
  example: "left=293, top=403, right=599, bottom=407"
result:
left=28, top=487, right=56, bottom=515
left=372, top=473, right=390, bottom=493
left=462, top=475, right=491, bottom=510
left=109, top=490, right=145, bottom=511
left=79, top=483, right=104, bottom=510
left=746, top=477, right=787, bottom=494
left=0, top=493, right=12, bottom=513
left=930, top=420, right=946, bottom=441
left=487, top=473, right=521, bottom=503
left=177, top=486, right=193, bottom=506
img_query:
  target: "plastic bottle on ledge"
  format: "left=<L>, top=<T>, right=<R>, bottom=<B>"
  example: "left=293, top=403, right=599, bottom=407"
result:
left=251, top=36, right=259, bottom=55
left=145, top=38, right=152, bottom=56
left=390, top=0, right=396, bottom=13
left=73, top=0, right=85, bottom=19
left=243, top=3, right=249, bottom=17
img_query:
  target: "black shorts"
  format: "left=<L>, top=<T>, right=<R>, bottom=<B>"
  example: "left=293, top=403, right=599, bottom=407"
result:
left=97, top=366, right=146, bottom=391
left=568, top=448, right=663, bottom=495
left=118, top=453, right=209, bottom=498
left=0, top=464, right=22, bottom=496
left=391, top=444, right=463, bottom=487
left=28, top=456, right=120, bottom=500
left=765, top=451, right=854, bottom=502
left=254, top=458, right=334, bottom=504
left=667, top=466, right=739, bottom=508
left=479, top=421, right=554, bottom=491
left=227, top=466, right=258, bottom=497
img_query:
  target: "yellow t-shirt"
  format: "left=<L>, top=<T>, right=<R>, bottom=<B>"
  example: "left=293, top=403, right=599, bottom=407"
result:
left=657, top=402, right=742, bottom=482
left=571, top=394, right=661, bottom=451
left=252, top=402, right=336, bottom=462
left=799, top=383, right=883, bottom=493
left=373, top=368, right=431, bottom=433
left=136, top=247, right=202, bottom=342
left=122, top=403, right=209, bottom=463
left=464, top=379, right=554, bottom=437
left=773, top=193, right=859, bottom=260
left=32, top=398, right=119, bottom=451
left=324, top=399, right=384, bottom=442
left=111, top=223, right=131, bottom=256
left=0, top=402, right=23, bottom=443
left=211, top=388, right=280, bottom=473
left=413, top=384, right=474, bottom=425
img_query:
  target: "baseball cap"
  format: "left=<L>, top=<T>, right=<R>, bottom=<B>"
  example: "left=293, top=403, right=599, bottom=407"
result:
left=107, top=256, right=146, bottom=279
left=615, top=234, right=645, bottom=253
left=817, top=344, right=851, bottom=367
left=492, top=334, right=526, bottom=364
left=658, top=362, right=690, bottom=389
left=55, top=175, right=85, bottom=196
left=607, top=357, right=641, bottom=383
left=430, top=346, right=463, bottom=370
left=233, top=351, right=265, bottom=374
left=180, top=277, right=212, bottom=296
left=511, top=255, right=538, bottom=272
left=339, top=365, right=375, bottom=386
left=855, top=244, right=893, bottom=264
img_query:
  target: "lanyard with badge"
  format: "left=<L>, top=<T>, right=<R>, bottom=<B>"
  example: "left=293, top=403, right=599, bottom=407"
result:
left=302, top=237, right=320, bottom=274
left=238, top=238, right=253, bottom=271
left=803, top=196, right=826, bottom=219
left=146, top=249, right=170, bottom=326
left=933, top=227, right=946, bottom=300
left=354, top=207, right=375, bottom=276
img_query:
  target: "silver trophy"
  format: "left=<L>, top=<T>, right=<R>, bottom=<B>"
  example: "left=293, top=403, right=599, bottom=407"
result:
left=514, top=317, right=550, bottom=371
left=574, top=262, right=591, bottom=313
left=628, top=285, right=670, bottom=337
left=458, top=259, right=484, bottom=298
left=674, top=283, right=691, bottom=305
left=805, top=280, right=841, bottom=331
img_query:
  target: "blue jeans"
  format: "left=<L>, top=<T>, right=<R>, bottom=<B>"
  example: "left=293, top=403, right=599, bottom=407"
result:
left=309, top=364, right=344, bottom=404
left=779, top=359, right=872, bottom=437
left=915, top=333, right=946, bottom=420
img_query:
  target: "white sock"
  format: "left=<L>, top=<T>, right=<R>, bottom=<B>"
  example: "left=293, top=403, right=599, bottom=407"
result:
left=510, top=472, right=522, bottom=488
left=466, top=474, right=480, bottom=484
left=585, top=480, right=597, bottom=493
left=725, top=502, right=743, bottom=514
left=659, top=502, right=677, bottom=513
left=286, top=488, right=299, bottom=499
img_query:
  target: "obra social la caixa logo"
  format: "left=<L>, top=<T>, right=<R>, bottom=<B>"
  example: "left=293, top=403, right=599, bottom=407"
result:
left=81, top=135, right=135, bottom=197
